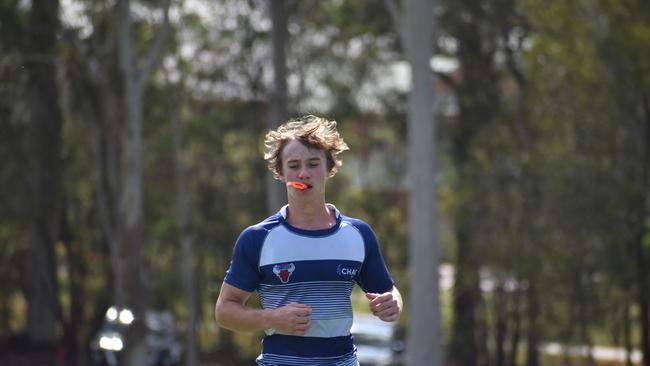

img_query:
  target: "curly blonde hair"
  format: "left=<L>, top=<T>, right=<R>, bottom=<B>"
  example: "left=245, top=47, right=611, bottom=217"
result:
left=264, top=115, right=349, bottom=179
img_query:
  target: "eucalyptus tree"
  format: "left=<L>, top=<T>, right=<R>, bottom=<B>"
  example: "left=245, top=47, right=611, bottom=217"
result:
left=23, top=0, right=64, bottom=354
left=486, top=2, right=650, bottom=366
left=599, top=2, right=650, bottom=362
left=584, top=0, right=650, bottom=366
left=61, top=0, right=171, bottom=363
left=0, top=1, right=28, bottom=337
left=168, top=73, right=199, bottom=366
left=436, top=1, right=506, bottom=363
left=109, top=0, right=172, bottom=363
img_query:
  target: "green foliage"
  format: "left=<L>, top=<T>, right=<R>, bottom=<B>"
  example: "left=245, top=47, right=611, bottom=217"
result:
left=0, top=0, right=31, bottom=340
left=143, top=95, right=269, bottom=307
left=2, top=0, right=650, bottom=364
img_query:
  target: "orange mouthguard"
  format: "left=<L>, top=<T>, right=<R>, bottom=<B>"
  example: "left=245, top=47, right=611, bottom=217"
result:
left=286, top=181, right=308, bottom=190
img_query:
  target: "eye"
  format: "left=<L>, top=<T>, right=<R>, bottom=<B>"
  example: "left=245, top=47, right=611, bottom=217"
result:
left=309, top=162, right=320, bottom=167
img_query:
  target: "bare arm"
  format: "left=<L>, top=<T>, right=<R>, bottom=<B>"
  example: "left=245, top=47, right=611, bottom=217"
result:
left=366, top=286, right=403, bottom=322
left=215, top=282, right=312, bottom=335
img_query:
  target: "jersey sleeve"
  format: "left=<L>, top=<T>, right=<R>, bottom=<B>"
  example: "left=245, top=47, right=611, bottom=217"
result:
left=223, top=226, right=267, bottom=292
left=353, top=220, right=395, bottom=294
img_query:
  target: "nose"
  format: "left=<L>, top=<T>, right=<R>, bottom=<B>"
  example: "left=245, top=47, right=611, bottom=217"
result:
left=298, top=166, right=310, bottom=179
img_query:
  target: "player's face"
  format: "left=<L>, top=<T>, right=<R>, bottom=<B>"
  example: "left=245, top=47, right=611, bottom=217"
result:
left=279, top=139, right=329, bottom=196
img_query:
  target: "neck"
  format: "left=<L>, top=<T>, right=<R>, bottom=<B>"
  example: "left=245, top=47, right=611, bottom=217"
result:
left=286, top=199, right=335, bottom=230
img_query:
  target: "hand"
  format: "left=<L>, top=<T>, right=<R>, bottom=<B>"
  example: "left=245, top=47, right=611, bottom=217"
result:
left=269, top=303, right=312, bottom=336
left=366, top=292, right=401, bottom=322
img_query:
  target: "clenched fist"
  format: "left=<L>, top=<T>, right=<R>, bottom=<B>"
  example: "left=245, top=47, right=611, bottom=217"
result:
left=269, top=303, right=312, bottom=336
left=366, top=292, right=401, bottom=322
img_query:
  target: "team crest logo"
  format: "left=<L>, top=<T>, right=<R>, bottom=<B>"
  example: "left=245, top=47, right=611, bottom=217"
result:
left=273, top=263, right=295, bottom=283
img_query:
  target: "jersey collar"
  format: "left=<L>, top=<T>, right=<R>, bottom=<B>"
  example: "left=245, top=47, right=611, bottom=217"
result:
left=278, top=204, right=342, bottom=236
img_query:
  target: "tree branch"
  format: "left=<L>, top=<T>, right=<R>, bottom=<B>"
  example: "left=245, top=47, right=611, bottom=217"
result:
left=503, top=30, right=526, bottom=88
left=383, top=0, right=408, bottom=51
left=118, top=0, right=133, bottom=84
left=137, top=0, right=172, bottom=90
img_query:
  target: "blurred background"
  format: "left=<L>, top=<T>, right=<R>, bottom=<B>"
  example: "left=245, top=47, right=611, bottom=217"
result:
left=1, top=0, right=649, bottom=365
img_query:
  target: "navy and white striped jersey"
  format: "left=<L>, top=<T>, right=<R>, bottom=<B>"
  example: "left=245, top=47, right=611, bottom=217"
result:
left=224, top=204, right=394, bottom=366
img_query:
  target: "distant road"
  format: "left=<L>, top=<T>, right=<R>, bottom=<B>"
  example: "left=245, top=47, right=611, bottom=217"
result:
left=542, top=342, right=641, bottom=364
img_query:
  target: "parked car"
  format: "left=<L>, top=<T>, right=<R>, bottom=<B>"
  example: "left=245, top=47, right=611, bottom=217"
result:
left=89, top=306, right=182, bottom=366
left=351, top=313, right=405, bottom=366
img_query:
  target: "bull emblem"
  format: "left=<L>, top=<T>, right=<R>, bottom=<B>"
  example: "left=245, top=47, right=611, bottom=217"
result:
left=273, top=263, right=295, bottom=283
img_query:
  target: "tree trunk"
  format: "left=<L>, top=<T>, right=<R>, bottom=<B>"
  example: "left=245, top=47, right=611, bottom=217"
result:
left=91, top=80, right=126, bottom=308
left=117, top=0, right=170, bottom=364
left=450, top=217, right=481, bottom=366
left=636, top=185, right=650, bottom=366
left=525, top=280, right=539, bottom=366
left=576, top=273, right=596, bottom=366
left=494, top=284, right=507, bottom=366
left=61, top=212, right=85, bottom=366
left=118, top=1, right=147, bottom=354
left=119, top=90, right=148, bottom=366
left=64, top=1, right=126, bottom=322
left=24, top=0, right=63, bottom=353
left=624, top=299, right=633, bottom=366
left=446, top=1, right=500, bottom=363
left=405, top=0, right=442, bottom=365
left=508, top=288, right=522, bottom=366
left=633, top=94, right=650, bottom=366
left=171, top=84, right=199, bottom=366
left=266, top=0, right=289, bottom=214
left=637, top=95, right=650, bottom=366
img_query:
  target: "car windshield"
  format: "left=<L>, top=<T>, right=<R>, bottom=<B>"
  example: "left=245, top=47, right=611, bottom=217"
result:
left=100, top=322, right=122, bottom=333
